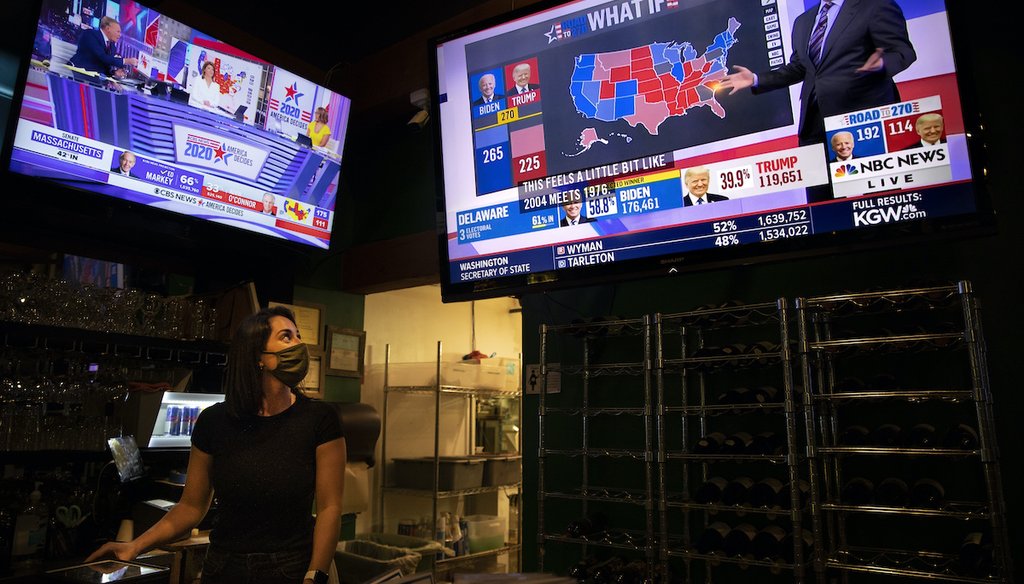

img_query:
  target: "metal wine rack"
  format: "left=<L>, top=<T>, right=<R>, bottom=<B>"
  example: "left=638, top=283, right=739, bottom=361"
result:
left=537, top=316, right=658, bottom=579
left=655, top=299, right=814, bottom=584
left=797, top=281, right=1013, bottom=583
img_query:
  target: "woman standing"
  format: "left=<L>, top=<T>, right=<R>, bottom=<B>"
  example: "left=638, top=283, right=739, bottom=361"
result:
left=189, top=61, right=222, bottom=109
left=306, top=107, right=331, bottom=148
left=87, top=306, right=346, bottom=584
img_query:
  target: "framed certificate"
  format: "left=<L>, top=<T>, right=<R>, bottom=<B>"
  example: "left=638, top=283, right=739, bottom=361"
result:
left=325, top=326, right=365, bottom=378
left=268, top=301, right=325, bottom=348
left=300, top=347, right=326, bottom=399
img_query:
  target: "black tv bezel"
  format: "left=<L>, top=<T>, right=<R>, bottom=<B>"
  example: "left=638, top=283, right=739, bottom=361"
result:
left=429, top=0, right=995, bottom=303
left=0, top=0, right=345, bottom=256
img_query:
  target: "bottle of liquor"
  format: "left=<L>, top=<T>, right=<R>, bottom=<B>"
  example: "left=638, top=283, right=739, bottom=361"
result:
left=943, top=423, right=979, bottom=450
left=746, top=341, right=778, bottom=365
left=909, top=478, right=946, bottom=509
left=778, top=479, right=810, bottom=510
left=723, top=523, right=757, bottom=558
left=871, top=423, right=904, bottom=447
left=751, top=431, right=783, bottom=455
left=840, top=477, right=875, bottom=506
left=837, top=425, right=871, bottom=446
left=693, top=477, right=728, bottom=505
left=720, top=432, right=753, bottom=454
left=874, top=477, right=910, bottom=507
left=958, top=532, right=993, bottom=576
left=720, top=477, right=754, bottom=506
left=751, top=525, right=787, bottom=560
left=693, top=432, right=727, bottom=454
left=907, top=423, right=938, bottom=448
left=748, top=477, right=784, bottom=509
left=695, top=522, right=731, bottom=554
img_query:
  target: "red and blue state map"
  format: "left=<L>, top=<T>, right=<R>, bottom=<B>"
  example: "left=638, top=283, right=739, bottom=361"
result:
left=569, top=17, right=741, bottom=136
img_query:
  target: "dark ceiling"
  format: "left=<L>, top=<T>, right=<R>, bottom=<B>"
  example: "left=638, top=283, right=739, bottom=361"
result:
left=170, top=0, right=487, bottom=73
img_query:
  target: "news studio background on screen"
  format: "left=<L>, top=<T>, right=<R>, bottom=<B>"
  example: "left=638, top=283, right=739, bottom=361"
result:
left=6, top=0, right=351, bottom=249
left=434, top=0, right=984, bottom=300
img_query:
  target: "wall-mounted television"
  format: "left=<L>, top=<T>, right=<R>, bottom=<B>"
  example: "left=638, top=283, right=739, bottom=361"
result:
left=2, top=0, right=350, bottom=250
left=432, top=0, right=991, bottom=301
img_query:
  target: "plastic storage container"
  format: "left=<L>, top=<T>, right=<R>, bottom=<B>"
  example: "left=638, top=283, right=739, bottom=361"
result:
left=392, top=457, right=484, bottom=490
left=464, top=514, right=506, bottom=553
left=343, top=533, right=443, bottom=573
left=334, top=539, right=422, bottom=584
left=473, top=454, right=522, bottom=486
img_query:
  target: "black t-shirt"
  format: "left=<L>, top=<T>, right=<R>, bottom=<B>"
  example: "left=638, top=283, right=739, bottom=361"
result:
left=191, top=395, right=344, bottom=552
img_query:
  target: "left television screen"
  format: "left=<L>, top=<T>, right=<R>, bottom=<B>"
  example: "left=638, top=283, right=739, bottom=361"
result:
left=5, top=0, right=351, bottom=249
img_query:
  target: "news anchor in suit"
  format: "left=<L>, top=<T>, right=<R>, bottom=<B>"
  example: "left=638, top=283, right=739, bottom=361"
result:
left=718, top=0, right=916, bottom=146
left=68, top=16, right=137, bottom=74
left=682, top=166, right=729, bottom=206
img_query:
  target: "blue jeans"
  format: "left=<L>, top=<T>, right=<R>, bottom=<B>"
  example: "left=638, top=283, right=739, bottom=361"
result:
left=201, top=546, right=311, bottom=584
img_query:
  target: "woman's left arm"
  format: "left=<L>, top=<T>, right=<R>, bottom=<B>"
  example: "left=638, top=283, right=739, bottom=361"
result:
left=307, top=436, right=347, bottom=582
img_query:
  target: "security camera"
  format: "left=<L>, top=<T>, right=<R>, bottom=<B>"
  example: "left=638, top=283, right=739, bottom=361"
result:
left=407, top=88, right=430, bottom=131
left=408, top=109, right=430, bottom=129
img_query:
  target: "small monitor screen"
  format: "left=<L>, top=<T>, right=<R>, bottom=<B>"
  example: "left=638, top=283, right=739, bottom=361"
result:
left=107, top=435, right=145, bottom=483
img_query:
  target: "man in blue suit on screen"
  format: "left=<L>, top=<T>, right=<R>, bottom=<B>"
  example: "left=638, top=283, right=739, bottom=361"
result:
left=68, top=16, right=138, bottom=74
left=717, top=0, right=916, bottom=146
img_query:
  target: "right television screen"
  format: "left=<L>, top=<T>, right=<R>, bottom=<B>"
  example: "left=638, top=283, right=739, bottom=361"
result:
left=433, top=0, right=987, bottom=301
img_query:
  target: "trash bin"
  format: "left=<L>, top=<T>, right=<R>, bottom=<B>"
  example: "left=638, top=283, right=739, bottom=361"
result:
left=335, top=533, right=444, bottom=583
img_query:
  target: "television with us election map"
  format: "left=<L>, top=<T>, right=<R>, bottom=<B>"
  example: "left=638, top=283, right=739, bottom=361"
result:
left=2, top=0, right=350, bottom=249
left=431, top=0, right=992, bottom=301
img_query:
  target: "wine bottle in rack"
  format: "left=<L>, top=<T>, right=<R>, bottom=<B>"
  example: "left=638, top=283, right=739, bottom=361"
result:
left=695, top=522, right=731, bottom=554
left=591, top=556, right=626, bottom=584
left=840, top=477, right=875, bottom=506
left=723, top=523, right=757, bottom=558
left=838, top=424, right=871, bottom=446
left=751, top=385, right=779, bottom=404
left=720, top=476, right=754, bottom=506
left=871, top=423, right=904, bottom=447
left=907, top=423, right=938, bottom=448
left=833, top=376, right=865, bottom=392
left=693, top=477, right=728, bottom=504
left=909, top=478, right=946, bottom=509
left=716, top=387, right=754, bottom=405
left=568, top=556, right=600, bottom=580
left=566, top=511, right=609, bottom=538
left=958, top=532, right=993, bottom=576
left=720, top=343, right=747, bottom=362
left=780, top=529, right=815, bottom=564
left=614, top=560, right=647, bottom=584
left=751, top=431, right=783, bottom=455
left=867, top=373, right=899, bottom=390
left=748, top=477, right=784, bottom=509
left=720, top=432, right=753, bottom=454
left=693, top=432, right=727, bottom=453
left=874, top=477, right=910, bottom=507
left=778, top=479, right=810, bottom=511
left=751, top=525, right=787, bottom=560
left=746, top=341, right=778, bottom=364
left=943, top=423, right=979, bottom=450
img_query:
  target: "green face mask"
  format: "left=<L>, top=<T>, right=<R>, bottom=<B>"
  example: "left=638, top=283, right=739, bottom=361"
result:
left=262, top=343, right=309, bottom=388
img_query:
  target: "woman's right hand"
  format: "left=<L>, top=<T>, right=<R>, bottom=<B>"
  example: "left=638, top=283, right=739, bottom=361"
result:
left=85, top=541, right=139, bottom=563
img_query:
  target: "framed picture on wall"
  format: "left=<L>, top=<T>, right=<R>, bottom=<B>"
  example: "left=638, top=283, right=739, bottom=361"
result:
left=325, top=326, right=366, bottom=378
left=269, top=301, right=325, bottom=348
left=300, top=346, right=326, bottom=399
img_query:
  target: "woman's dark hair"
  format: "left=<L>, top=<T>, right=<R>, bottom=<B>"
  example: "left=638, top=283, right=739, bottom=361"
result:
left=223, top=305, right=298, bottom=418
